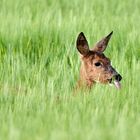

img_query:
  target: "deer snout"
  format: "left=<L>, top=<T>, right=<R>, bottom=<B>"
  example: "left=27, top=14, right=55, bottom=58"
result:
left=112, top=74, right=122, bottom=89
left=108, top=66, right=118, bottom=75
left=108, top=66, right=122, bottom=82
left=114, top=74, right=122, bottom=81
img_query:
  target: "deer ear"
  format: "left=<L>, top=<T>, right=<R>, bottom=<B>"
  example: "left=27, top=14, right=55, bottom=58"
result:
left=76, top=32, right=89, bottom=55
left=92, top=31, right=113, bottom=52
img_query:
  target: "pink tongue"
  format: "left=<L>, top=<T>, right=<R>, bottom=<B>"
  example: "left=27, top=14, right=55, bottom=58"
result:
left=114, top=80, right=121, bottom=89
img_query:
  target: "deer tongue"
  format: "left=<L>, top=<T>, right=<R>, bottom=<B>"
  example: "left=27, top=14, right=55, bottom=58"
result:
left=114, top=80, right=121, bottom=89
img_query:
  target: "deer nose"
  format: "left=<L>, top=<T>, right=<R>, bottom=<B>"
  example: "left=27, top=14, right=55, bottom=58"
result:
left=114, top=74, right=122, bottom=81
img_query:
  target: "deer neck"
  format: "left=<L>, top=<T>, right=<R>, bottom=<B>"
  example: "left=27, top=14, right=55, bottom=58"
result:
left=78, top=64, right=95, bottom=88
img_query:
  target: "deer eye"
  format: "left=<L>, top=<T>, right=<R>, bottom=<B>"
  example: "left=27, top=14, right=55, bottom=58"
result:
left=95, top=62, right=101, bottom=67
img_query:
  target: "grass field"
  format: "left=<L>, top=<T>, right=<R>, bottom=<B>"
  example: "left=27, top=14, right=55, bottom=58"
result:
left=0, top=0, right=140, bottom=140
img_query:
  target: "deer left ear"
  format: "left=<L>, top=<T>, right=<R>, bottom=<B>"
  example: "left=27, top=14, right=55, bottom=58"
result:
left=92, top=31, right=113, bottom=53
left=76, top=32, right=90, bottom=56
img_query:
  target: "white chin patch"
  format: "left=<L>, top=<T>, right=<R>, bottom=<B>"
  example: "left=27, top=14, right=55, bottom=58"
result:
left=114, top=80, right=121, bottom=89
left=109, top=83, right=113, bottom=86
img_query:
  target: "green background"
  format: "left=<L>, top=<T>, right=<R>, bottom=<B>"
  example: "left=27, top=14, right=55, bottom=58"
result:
left=0, top=0, right=140, bottom=140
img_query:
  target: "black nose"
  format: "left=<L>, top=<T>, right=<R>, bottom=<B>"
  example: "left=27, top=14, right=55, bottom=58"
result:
left=115, top=74, right=122, bottom=81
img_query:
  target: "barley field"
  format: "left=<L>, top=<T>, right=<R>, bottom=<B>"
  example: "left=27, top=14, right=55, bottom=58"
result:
left=0, top=0, right=140, bottom=140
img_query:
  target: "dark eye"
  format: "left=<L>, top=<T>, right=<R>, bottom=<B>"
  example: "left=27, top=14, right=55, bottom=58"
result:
left=95, top=62, right=101, bottom=67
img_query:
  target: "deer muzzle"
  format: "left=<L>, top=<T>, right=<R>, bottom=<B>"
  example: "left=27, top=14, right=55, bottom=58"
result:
left=108, top=66, right=122, bottom=89
left=113, top=74, right=122, bottom=89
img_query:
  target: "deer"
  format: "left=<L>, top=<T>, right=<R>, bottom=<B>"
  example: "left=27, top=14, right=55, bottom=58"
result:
left=76, top=31, right=122, bottom=89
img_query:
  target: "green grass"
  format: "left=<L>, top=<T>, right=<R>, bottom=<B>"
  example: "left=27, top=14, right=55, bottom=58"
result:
left=0, top=0, right=140, bottom=139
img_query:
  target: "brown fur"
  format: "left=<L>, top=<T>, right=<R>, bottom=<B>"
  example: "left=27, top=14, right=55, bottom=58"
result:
left=76, top=31, right=122, bottom=89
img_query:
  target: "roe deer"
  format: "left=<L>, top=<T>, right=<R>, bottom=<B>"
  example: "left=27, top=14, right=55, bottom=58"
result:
left=76, top=31, right=122, bottom=89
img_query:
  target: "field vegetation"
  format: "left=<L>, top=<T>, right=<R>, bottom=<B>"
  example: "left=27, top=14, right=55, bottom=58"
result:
left=0, top=0, right=140, bottom=140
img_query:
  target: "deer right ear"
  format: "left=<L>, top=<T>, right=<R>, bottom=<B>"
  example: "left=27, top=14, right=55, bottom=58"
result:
left=92, top=31, right=113, bottom=53
left=76, top=32, right=89, bottom=55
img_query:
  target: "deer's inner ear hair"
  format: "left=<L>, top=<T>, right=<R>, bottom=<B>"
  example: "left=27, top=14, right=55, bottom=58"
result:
left=94, top=62, right=101, bottom=67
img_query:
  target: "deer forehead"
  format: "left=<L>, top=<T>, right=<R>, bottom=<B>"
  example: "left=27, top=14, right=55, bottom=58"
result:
left=82, top=51, right=111, bottom=65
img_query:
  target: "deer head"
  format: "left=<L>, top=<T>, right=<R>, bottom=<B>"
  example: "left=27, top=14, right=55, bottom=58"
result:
left=76, top=31, right=122, bottom=89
